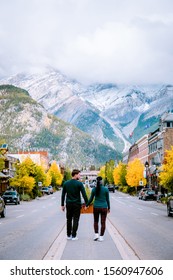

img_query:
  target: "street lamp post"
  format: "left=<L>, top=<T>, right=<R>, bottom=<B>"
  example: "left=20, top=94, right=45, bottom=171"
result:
left=145, top=161, right=150, bottom=188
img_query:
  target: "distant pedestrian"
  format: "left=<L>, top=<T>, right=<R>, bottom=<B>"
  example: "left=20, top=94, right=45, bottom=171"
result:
left=86, top=176, right=110, bottom=241
left=61, top=169, right=88, bottom=240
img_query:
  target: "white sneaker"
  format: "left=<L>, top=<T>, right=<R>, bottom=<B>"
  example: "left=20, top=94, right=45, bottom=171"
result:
left=72, top=237, right=78, bottom=241
left=93, top=233, right=99, bottom=241
left=67, top=235, right=72, bottom=240
left=98, top=236, right=104, bottom=242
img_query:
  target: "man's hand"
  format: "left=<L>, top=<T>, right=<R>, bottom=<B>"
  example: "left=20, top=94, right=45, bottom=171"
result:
left=61, top=206, right=65, bottom=211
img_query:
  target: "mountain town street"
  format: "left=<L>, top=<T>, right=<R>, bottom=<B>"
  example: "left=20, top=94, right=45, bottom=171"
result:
left=0, top=190, right=173, bottom=260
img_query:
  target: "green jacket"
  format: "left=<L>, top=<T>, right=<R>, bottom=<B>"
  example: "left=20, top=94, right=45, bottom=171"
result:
left=86, top=185, right=110, bottom=209
left=61, top=179, right=88, bottom=206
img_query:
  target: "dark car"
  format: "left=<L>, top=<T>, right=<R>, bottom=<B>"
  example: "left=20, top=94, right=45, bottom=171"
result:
left=0, top=196, right=6, bottom=218
left=2, top=190, right=20, bottom=205
left=106, top=184, right=116, bottom=193
left=167, top=197, right=173, bottom=216
left=41, top=187, right=51, bottom=195
left=141, top=189, right=157, bottom=201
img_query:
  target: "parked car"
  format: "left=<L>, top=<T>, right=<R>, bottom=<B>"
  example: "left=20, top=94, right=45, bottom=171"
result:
left=106, top=184, right=116, bottom=193
left=90, top=182, right=96, bottom=188
left=138, top=188, right=148, bottom=199
left=141, top=189, right=157, bottom=200
left=41, top=187, right=51, bottom=195
left=2, top=190, right=20, bottom=205
left=167, top=197, right=173, bottom=216
left=0, top=195, right=6, bottom=218
left=48, top=186, right=54, bottom=194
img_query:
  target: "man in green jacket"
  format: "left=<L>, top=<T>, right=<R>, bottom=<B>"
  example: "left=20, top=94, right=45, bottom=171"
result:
left=61, top=169, right=88, bottom=240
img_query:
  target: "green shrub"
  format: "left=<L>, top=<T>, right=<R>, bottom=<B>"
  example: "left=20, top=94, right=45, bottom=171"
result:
left=118, top=185, right=136, bottom=195
left=21, top=194, right=31, bottom=201
left=127, top=186, right=136, bottom=196
left=37, top=190, right=43, bottom=197
left=120, top=186, right=129, bottom=193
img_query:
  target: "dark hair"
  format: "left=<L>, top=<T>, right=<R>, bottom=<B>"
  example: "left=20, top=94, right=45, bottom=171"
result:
left=71, top=169, right=80, bottom=177
left=96, top=176, right=102, bottom=195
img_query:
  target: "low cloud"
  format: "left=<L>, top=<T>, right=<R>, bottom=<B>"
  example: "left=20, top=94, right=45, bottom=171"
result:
left=0, top=0, right=173, bottom=84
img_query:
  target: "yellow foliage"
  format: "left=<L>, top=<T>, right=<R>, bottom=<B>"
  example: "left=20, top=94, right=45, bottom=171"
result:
left=49, top=161, right=60, bottom=174
left=98, top=165, right=106, bottom=179
left=11, top=175, right=35, bottom=194
left=20, top=176, right=35, bottom=192
left=56, top=172, right=63, bottom=186
left=126, top=158, right=145, bottom=187
left=113, top=163, right=121, bottom=185
left=159, top=146, right=173, bottom=190
left=48, top=160, right=63, bottom=186
left=45, top=173, right=52, bottom=187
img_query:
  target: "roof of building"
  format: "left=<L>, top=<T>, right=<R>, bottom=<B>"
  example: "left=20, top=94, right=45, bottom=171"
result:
left=161, top=112, right=173, bottom=122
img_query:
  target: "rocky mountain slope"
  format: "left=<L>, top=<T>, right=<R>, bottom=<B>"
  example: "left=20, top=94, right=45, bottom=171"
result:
left=0, top=85, right=118, bottom=168
left=1, top=68, right=173, bottom=154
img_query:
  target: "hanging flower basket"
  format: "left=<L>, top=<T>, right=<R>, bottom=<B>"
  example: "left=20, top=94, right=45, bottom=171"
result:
left=80, top=204, right=93, bottom=214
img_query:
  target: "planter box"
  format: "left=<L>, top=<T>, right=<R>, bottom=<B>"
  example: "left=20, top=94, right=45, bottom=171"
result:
left=80, top=204, right=93, bottom=214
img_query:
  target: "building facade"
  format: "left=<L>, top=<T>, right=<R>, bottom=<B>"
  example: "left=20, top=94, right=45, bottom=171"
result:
left=126, top=112, right=173, bottom=191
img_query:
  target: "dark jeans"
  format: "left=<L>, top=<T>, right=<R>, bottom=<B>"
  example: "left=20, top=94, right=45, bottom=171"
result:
left=66, top=203, right=81, bottom=238
left=93, top=207, right=108, bottom=236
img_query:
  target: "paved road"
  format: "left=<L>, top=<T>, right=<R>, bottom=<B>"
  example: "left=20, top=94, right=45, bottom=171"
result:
left=0, top=191, right=64, bottom=260
left=0, top=190, right=173, bottom=260
left=109, top=191, right=173, bottom=259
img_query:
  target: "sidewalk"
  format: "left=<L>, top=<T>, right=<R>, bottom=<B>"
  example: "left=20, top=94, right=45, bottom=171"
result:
left=43, top=213, right=139, bottom=260
left=61, top=214, right=122, bottom=260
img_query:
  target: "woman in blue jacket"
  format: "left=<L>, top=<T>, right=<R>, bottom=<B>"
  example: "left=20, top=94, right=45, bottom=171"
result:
left=86, top=176, right=110, bottom=241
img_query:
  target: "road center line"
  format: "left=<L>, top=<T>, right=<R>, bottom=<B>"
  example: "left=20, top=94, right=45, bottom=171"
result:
left=151, top=212, right=158, bottom=216
left=16, top=215, right=24, bottom=218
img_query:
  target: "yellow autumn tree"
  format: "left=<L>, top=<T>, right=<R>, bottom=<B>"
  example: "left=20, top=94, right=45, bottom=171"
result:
left=113, top=161, right=127, bottom=186
left=48, top=161, right=63, bottom=187
left=10, top=175, right=35, bottom=195
left=98, top=165, right=106, bottom=180
left=19, top=175, right=35, bottom=195
left=0, top=140, right=6, bottom=171
left=45, top=172, right=52, bottom=187
left=113, top=164, right=121, bottom=185
left=126, top=158, right=146, bottom=189
left=9, top=157, right=46, bottom=197
left=159, top=146, right=173, bottom=192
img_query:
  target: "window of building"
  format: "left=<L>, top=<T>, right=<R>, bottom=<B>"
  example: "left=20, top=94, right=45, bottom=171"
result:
left=149, top=141, right=158, bottom=154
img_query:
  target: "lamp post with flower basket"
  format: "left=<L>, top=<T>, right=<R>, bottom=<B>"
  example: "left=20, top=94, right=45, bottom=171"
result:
left=145, top=161, right=150, bottom=188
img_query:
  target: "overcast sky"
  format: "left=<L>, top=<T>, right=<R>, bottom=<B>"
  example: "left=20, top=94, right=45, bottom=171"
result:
left=0, top=0, right=173, bottom=85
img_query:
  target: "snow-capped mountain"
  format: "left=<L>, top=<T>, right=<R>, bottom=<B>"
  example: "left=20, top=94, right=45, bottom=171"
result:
left=0, top=84, right=117, bottom=168
left=1, top=67, right=173, bottom=154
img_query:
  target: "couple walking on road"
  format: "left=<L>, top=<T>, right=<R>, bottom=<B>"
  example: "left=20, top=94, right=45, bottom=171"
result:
left=61, top=169, right=110, bottom=242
